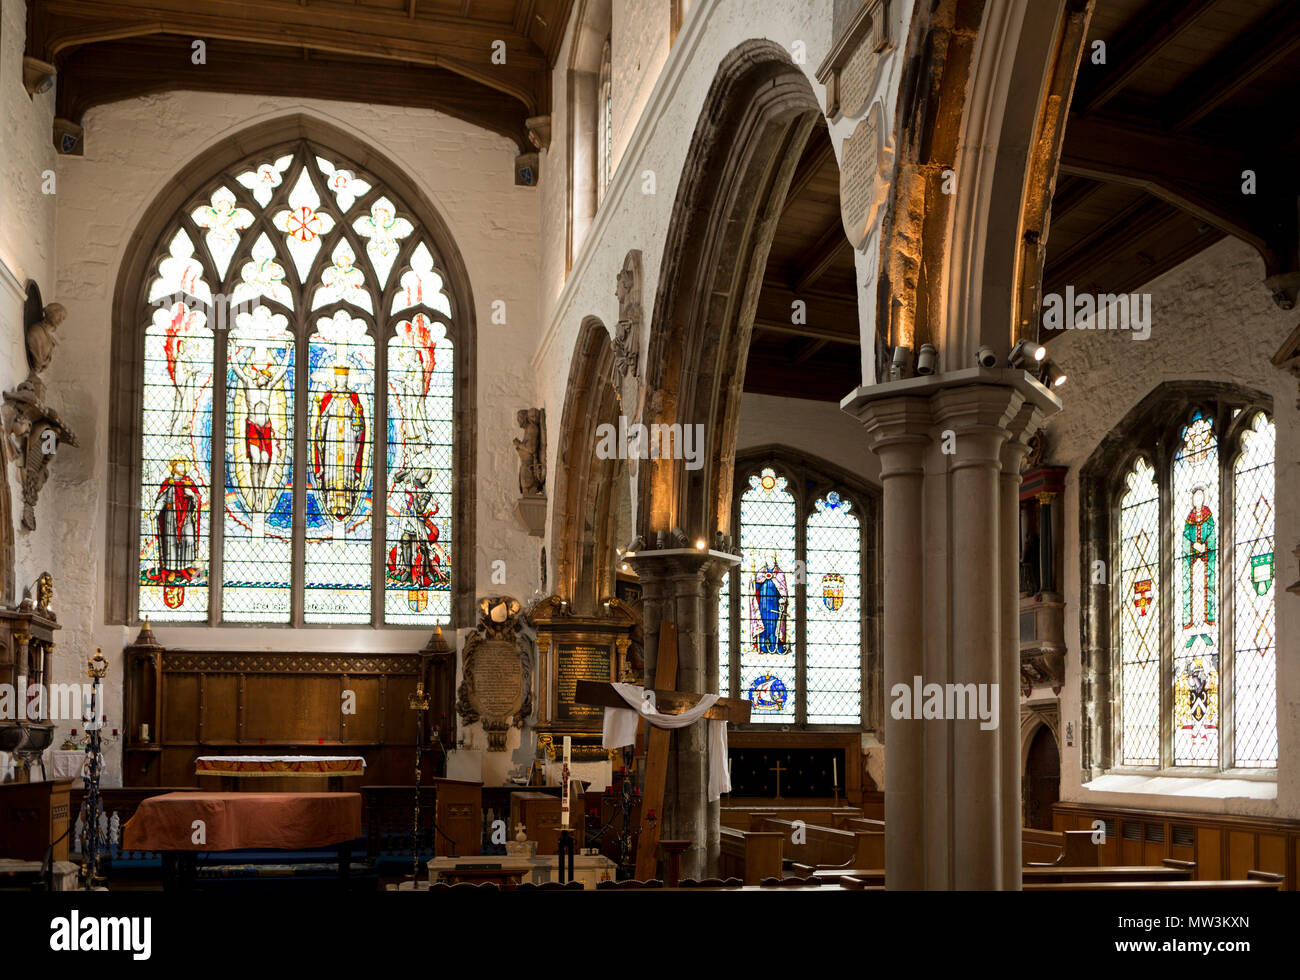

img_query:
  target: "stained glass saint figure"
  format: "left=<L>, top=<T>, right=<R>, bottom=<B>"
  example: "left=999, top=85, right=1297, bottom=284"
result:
left=387, top=468, right=444, bottom=611
left=1181, top=485, right=1216, bottom=641
left=312, top=364, right=367, bottom=525
left=229, top=327, right=292, bottom=531
left=750, top=553, right=790, bottom=655
left=152, top=458, right=202, bottom=608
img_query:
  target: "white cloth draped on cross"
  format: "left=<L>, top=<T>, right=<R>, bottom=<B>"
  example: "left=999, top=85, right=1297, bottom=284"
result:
left=600, top=682, right=732, bottom=801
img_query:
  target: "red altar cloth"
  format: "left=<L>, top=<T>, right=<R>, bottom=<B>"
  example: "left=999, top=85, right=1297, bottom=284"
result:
left=123, top=792, right=362, bottom=851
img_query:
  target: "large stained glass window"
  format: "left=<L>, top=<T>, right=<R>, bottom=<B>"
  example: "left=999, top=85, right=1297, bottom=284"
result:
left=720, top=461, right=873, bottom=727
left=1112, top=405, right=1277, bottom=771
left=135, top=140, right=458, bottom=626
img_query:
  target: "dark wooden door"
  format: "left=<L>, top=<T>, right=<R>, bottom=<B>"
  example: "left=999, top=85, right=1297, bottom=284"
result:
left=1023, top=725, right=1060, bottom=830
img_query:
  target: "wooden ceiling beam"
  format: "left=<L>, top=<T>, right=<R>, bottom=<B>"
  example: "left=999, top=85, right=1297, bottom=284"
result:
left=1059, top=112, right=1272, bottom=256
left=781, top=132, right=835, bottom=215
left=755, top=281, right=861, bottom=342
left=56, top=38, right=534, bottom=151
left=791, top=218, right=853, bottom=293
left=1072, top=0, right=1218, bottom=116
left=28, top=0, right=547, bottom=109
left=1045, top=197, right=1183, bottom=288
left=1167, top=3, right=1300, bottom=133
left=743, top=355, right=859, bottom=401
left=1050, top=174, right=1103, bottom=223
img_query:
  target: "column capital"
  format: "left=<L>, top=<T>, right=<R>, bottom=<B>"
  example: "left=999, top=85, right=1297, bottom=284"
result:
left=625, top=548, right=739, bottom=586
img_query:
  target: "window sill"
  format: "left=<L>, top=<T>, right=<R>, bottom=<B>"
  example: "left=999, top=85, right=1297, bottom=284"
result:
left=1083, top=771, right=1277, bottom=800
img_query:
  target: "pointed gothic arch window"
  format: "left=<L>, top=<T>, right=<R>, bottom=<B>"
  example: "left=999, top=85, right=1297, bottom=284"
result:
left=128, top=137, right=466, bottom=627
left=719, top=452, right=878, bottom=728
left=597, top=36, right=614, bottom=204
left=1113, top=404, right=1277, bottom=770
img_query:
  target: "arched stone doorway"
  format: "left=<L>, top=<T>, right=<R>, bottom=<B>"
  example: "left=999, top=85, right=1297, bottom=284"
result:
left=632, top=38, right=825, bottom=880
left=1023, top=723, right=1061, bottom=830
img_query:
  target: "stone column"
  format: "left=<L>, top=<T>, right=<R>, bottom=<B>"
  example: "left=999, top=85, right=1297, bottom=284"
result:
left=625, top=547, right=737, bottom=881
left=844, top=369, right=1058, bottom=890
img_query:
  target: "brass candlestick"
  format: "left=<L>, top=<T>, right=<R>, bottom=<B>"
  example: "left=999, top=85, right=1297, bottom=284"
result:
left=407, top=680, right=431, bottom=883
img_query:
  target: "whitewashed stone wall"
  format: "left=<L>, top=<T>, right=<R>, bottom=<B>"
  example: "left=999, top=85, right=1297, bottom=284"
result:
left=1048, top=236, right=1300, bottom=819
left=1, top=0, right=58, bottom=604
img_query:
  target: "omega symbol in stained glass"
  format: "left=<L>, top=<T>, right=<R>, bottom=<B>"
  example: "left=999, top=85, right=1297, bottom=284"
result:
left=748, top=672, right=788, bottom=712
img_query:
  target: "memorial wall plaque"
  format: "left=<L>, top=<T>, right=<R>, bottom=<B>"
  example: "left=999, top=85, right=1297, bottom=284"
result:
left=840, top=102, right=887, bottom=250
left=817, top=0, right=891, bottom=121
left=456, top=596, right=534, bottom=750
left=555, top=643, right=612, bottom=723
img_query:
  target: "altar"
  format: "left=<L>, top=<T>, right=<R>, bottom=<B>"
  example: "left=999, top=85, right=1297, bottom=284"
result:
left=423, top=853, right=616, bottom=889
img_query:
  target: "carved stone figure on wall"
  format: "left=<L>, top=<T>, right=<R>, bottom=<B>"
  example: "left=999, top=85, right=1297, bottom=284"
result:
left=25, top=302, right=66, bottom=393
left=513, top=408, right=546, bottom=495
left=613, top=250, right=642, bottom=384
left=3, top=283, right=78, bottom=532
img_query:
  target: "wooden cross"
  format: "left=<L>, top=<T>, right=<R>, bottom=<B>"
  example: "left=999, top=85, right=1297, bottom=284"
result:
left=574, top=621, right=751, bottom=880
left=769, top=759, right=786, bottom=799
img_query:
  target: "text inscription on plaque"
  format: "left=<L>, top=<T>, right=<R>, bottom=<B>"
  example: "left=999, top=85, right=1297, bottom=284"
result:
left=473, top=638, right=526, bottom=717
left=556, top=643, right=612, bottom=723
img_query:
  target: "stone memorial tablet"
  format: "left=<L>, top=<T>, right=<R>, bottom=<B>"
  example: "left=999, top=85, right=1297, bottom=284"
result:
left=840, top=102, right=886, bottom=249
left=456, top=596, right=534, bottom=750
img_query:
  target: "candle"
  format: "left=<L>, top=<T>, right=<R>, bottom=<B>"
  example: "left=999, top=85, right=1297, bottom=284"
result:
left=141, top=723, right=149, bottom=743
left=832, top=758, right=838, bottom=787
left=561, top=736, right=572, bottom=829
left=15, top=676, right=26, bottom=721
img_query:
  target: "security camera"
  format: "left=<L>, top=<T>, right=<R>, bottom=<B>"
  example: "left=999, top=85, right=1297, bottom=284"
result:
left=975, top=346, right=997, bottom=368
left=1009, top=338, right=1046, bottom=369
left=916, top=343, right=937, bottom=375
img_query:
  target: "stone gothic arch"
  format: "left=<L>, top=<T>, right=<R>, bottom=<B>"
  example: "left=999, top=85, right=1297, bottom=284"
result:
left=551, top=316, right=627, bottom=616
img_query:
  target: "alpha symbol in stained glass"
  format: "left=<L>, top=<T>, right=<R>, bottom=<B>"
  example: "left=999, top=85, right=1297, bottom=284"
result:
left=748, top=672, right=788, bottom=711
left=1181, top=485, right=1216, bottom=638
left=750, top=553, right=790, bottom=655
left=147, top=458, right=203, bottom=608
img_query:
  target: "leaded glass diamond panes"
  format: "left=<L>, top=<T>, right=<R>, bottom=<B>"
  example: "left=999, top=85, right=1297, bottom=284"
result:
left=1172, top=411, right=1220, bottom=766
left=805, top=492, right=861, bottom=724
left=739, top=468, right=797, bottom=723
left=139, top=301, right=213, bottom=621
left=719, top=570, right=731, bottom=697
left=386, top=314, right=453, bottom=624
left=223, top=306, right=295, bottom=622
left=1119, top=457, right=1160, bottom=766
left=304, top=313, right=375, bottom=624
left=1233, top=413, right=1277, bottom=767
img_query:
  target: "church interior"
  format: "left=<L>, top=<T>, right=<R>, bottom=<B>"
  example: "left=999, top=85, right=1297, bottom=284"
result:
left=0, top=0, right=1298, bottom=922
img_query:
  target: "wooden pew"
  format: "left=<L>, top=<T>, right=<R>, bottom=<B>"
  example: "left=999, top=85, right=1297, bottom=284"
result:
left=758, top=817, right=884, bottom=872
left=719, top=827, right=782, bottom=885
left=840, top=872, right=1280, bottom=892
left=820, top=861, right=1195, bottom=887
left=721, top=806, right=863, bottom=831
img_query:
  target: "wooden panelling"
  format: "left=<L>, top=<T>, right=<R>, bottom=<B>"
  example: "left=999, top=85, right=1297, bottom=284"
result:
left=126, top=647, right=455, bottom=788
left=1054, top=801, right=1300, bottom=889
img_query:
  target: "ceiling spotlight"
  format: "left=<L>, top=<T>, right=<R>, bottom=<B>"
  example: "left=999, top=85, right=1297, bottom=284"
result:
left=1010, top=338, right=1046, bottom=369
left=915, top=343, right=937, bottom=376
left=889, top=345, right=911, bottom=380
left=1041, top=361, right=1067, bottom=388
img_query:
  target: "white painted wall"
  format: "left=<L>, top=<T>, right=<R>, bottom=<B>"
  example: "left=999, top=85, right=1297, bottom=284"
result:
left=1047, top=236, right=1300, bottom=819
left=738, top=393, right=881, bottom=484
left=41, top=91, right=541, bottom=783
left=0, top=0, right=58, bottom=605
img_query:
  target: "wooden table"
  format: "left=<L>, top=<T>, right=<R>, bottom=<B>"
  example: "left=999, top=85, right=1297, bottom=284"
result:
left=436, top=865, right=527, bottom=889
left=123, top=791, right=362, bottom=892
